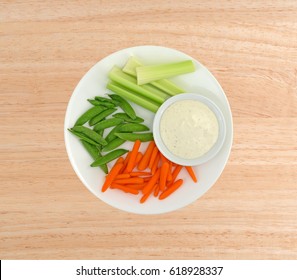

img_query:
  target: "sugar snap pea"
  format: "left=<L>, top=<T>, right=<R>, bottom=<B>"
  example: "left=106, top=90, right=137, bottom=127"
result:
left=68, top=129, right=100, bottom=146
left=101, top=138, right=126, bottom=152
left=91, top=149, right=128, bottom=166
left=81, top=140, right=108, bottom=174
left=72, top=126, right=107, bottom=145
left=75, top=106, right=106, bottom=126
left=97, top=129, right=104, bottom=137
left=93, top=118, right=123, bottom=132
left=89, top=99, right=115, bottom=108
left=95, top=96, right=119, bottom=105
left=112, top=113, right=144, bottom=123
left=119, top=123, right=150, bottom=132
left=89, top=108, right=117, bottom=126
left=105, top=123, right=124, bottom=143
left=109, top=94, right=136, bottom=120
left=115, top=132, right=153, bottom=142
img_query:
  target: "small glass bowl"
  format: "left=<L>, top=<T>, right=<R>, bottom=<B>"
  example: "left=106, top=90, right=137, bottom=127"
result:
left=153, top=93, right=226, bottom=166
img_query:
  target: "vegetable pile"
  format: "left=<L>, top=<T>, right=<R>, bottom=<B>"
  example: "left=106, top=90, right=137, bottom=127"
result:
left=69, top=94, right=153, bottom=173
left=102, top=140, right=198, bottom=203
left=69, top=56, right=199, bottom=202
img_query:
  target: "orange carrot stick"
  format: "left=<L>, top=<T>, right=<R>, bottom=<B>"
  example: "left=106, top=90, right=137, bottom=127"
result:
left=101, top=161, right=124, bottom=192
left=143, top=176, right=152, bottom=182
left=113, top=177, right=144, bottom=185
left=160, top=153, right=169, bottom=164
left=124, top=183, right=146, bottom=190
left=185, top=166, right=198, bottom=182
left=148, top=147, right=159, bottom=169
left=110, top=183, right=139, bottom=195
left=135, top=152, right=143, bottom=166
left=171, top=165, right=183, bottom=182
left=130, top=172, right=151, bottom=177
left=151, top=154, right=160, bottom=174
left=159, top=162, right=169, bottom=191
left=115, top=174, right=130, bottom=179
left=140, top=192, right=150, bottom=204
left=167, top=162, right=173, bottom=182
left=138, top=141, right=155, bottom=170
left=121, top=152, right=131, bottom=173
left=159, top=179, right=183, bottom=200
left=125, top=140, right=141, bottom=173
left=140, top=184, right=158, bottom=203
left=142, top=169, right=160, bottom=194
left=153, top=185, right=160, bottom=197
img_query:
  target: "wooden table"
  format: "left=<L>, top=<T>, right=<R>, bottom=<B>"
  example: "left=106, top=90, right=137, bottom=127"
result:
left=1, top=0, right=297, bottom=260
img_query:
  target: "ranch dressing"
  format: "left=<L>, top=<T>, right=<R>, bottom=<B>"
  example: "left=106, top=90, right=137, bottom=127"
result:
left=160, top=100, right=219, bottom=159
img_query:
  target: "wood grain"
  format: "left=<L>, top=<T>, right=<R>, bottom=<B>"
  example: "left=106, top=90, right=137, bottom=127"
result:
left=1, top=0, right=297, bottom=259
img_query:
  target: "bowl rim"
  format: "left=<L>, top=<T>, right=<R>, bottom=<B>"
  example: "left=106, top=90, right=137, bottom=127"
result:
left=153, top=93, right=227, bottom=166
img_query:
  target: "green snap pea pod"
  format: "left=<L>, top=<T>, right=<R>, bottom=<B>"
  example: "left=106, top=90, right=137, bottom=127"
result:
left=89, top=108, right=117, bottom=126
left=109, top=94, right=136, bottom=120
left=91, top=149, right=128, bottom=167
left=89, top=99, right=116, bottom=108
left=119, top=123, right=150, bottom=132
left=97, top=129, right=104, bottom=137
left=93, top=118, right=123, bottom=132
left=101, top=138, right=126, bottom=152
left=105, top=123, right=124, bottom=143
left=75, top=106, right=106, bottom=126
left=72, top=126, right=107, bottom=145
left=95, top=96, right=119, bottom=105
left=81, top=140, right=108, bottom=174
left=68, top=129, right=100, bottom=146
left=115, top=132, right=153, bottom=142
left=112, top=113, right=144, bottom=123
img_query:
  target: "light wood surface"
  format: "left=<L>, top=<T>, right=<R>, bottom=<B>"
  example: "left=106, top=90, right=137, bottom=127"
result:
left=1, top=0, right=297, bottom=260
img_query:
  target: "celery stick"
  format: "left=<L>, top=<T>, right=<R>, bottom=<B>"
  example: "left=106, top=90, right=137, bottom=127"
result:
left=106, top=82, right=159, bottom=113
left=108, top=66, right=166, bottom=104
left=136, top=60, right=195, bottom=85
left=123, top=56, right=184, bottom=95
left=122, top=56, right=142, bottom=76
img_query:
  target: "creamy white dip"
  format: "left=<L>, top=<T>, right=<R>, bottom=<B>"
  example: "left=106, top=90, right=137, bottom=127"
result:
left=160, top=100, right=219, bottom=159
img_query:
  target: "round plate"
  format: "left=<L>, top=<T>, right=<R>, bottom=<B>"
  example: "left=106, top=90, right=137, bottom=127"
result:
left=64, top=46, right=233, bottom=215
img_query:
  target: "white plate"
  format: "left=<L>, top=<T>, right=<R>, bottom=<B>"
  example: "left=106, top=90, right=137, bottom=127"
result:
left=64, top=46, right=233, bottom=215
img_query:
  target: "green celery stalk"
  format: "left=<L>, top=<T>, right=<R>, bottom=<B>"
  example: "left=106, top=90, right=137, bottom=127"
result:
left=136, top=60, right=195, bottom=85
left=106, top=82, right=159, bottom=113
left=123, top=56, right=184, bottom=96
left=108, top=66, right=167, bottom=104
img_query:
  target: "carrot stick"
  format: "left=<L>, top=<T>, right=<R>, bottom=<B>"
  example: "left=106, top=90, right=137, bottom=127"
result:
left=124, top=183, right=146, bottom=190
left=167, top=162, right=173, bottom=182
left=140, top=184, right=158, bottom=203
left=159, top=162, right=169, bottom=191
left=130, top=172, right=151, bottom=177
left=121, top=152, right=131, bottom=173
left=160, top=153, right=169, bottom=164
left=151, top=154, right=160, bottom=174
left=148, top=147, right=159, bottom=169
left=143, top=176, right=152, bottom=182
left=135, top=152, right=143, bottom=166
left=110, top=183, right=139, bottom=195
left=153, top=185, right=160, bottom=197
left=101, top=161, right=124, bottom=192
left=125, top=140, right=141, bottom=173
left=115, top=174, right=130, bottom=179
left=171, top=165, right=183, bottom=182
left=113, top=177, right=144, bottom=185
left=138, top=141, right=155, bottom=170
left=185, top=166, right=198, bottom=182
left=142, top=169, right=160, bottom=194
left=159, top=179, right=183, bottom=200
left=140, top=192, right=151, bottom=204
